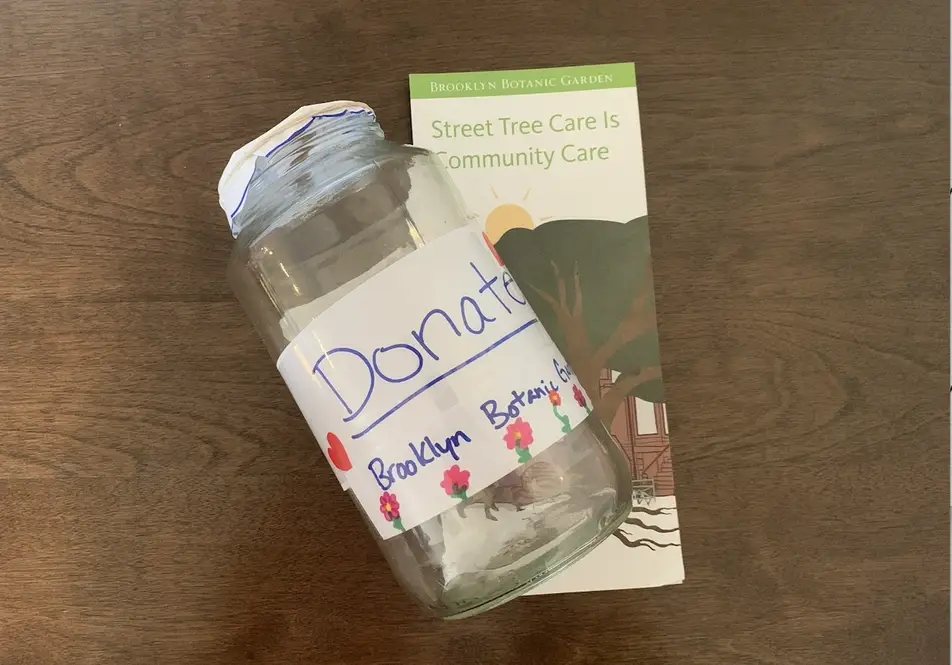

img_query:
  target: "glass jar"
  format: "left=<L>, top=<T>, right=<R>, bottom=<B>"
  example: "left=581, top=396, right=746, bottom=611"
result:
left=218, top=102, right=632, bottom=619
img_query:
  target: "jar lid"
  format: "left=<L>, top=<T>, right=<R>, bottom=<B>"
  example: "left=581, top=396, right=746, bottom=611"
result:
left=217, top=101, right=376, bottom=235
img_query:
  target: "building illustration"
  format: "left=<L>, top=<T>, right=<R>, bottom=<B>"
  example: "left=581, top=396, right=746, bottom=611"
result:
left=599, top=369, right=675, bottom=498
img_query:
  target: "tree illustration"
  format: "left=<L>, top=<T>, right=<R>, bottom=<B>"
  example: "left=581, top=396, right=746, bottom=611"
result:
left=495, top=217, right=663, bottom=424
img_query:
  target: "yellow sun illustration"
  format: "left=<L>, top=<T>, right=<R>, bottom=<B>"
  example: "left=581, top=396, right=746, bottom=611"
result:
left=484, top=187, right=553, bottom=244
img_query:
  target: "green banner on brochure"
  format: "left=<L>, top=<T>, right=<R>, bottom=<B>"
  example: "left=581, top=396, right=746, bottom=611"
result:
left=410, top=63, right=636, bottom=99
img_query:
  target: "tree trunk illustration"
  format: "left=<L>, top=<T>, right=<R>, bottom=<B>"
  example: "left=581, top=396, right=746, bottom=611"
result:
left=529, top=258, right=660, bottom=423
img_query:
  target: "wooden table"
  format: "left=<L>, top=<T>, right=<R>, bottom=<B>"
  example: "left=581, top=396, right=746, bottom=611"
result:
left=1, top=1, right=947, bottom=663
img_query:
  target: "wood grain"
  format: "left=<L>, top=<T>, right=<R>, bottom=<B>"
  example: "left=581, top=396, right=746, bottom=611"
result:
left=0, top=0, right=948, bottom=662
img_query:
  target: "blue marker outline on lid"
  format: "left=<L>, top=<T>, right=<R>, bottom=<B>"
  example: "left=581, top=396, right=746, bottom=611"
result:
left=229, top=108, right=377, bottom=221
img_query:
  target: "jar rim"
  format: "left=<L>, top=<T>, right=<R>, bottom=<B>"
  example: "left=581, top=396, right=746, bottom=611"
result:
left=218, top=101, right=377, bottom=236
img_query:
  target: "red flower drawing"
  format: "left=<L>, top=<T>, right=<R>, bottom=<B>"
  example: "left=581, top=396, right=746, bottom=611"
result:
left=440, top=465, right=471, bottom=500
left=572, top=384, right=587, bottom=409
left=379, top=492, right=400, bottom=521
left=379, top=491, right=405, bottom=532
left=504, top=418, right=534, bottom=451
left=548, top=389, right=562, bottom=407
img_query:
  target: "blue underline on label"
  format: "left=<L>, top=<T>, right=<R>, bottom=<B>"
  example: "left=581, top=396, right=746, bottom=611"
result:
left=350, top=318, right=539, bottom=440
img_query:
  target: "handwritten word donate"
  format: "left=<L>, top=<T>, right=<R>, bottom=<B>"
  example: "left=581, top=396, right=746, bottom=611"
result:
left=311, top=260, right=532, bottom=440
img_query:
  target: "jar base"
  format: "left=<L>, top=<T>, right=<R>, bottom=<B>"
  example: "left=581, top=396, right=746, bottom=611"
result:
left=436, top=491, right=631, bottom=620
left=378, top=416, right=635, bottom=619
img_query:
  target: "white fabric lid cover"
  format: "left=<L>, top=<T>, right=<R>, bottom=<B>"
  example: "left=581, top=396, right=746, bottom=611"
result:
left=217, top=101, right=376, bottom=234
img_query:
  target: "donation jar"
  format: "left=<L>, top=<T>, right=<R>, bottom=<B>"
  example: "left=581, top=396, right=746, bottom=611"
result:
left=218, top=102, right=632, bottom=618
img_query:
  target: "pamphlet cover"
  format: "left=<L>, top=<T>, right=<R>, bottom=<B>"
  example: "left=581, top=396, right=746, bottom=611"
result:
left=409, top=63, right=684, bottom=593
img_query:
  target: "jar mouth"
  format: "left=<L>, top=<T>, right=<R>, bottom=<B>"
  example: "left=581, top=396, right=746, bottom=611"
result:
left=218, top=102, right=381, bottom=237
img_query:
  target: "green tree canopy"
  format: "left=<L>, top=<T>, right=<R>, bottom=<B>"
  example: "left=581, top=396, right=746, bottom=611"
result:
left=495, top=217, right=664, bottom=422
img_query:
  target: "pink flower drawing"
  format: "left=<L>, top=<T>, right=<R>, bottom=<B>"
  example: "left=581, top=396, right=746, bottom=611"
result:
left=504, top=418, right=534, bottom=463
left=440, top=465, right=471, bottom=501
left=504, top=417, right=534, bottom=451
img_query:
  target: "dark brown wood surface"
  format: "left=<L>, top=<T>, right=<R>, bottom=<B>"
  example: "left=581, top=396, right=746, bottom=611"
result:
left=1, top=1, right=948, bottom=663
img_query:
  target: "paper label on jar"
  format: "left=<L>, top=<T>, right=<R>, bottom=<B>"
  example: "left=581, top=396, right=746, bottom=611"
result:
left=276, top=227, right=593, bottom=539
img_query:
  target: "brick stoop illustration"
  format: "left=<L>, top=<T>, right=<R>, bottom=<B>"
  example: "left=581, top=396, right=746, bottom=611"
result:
left=599, top=369, right=675, bottom=496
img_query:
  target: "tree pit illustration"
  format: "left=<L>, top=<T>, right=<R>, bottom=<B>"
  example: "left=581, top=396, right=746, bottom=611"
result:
left=611, top=505, right=681, bottom=551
